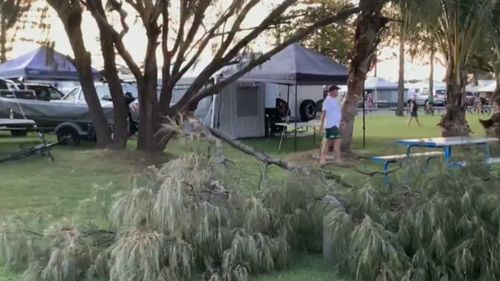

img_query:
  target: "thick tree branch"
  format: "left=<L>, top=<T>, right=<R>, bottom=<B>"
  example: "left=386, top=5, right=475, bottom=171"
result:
left=173, top=0, right=300, bottom=111
left=208, top=127, right=307, bottom=172
left=171, top=0, right=211, bottom=80
left=213, top=0, right=260, bottom=60
left=173, top=0, right=245, bottom=84
left=86, top=3, right=143, bottom=81
left=176, top=4, right=361, bottom=111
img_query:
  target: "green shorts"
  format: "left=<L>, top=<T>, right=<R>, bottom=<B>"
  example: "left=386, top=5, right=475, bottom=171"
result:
left=325, top=126, right=340, bottom=140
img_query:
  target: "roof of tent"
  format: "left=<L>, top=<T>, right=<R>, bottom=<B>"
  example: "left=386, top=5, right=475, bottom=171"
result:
left=239, top=43, right=349, bottom=85
left=364, top=77, right=398, bottom=90
left=0, top=46, right=102, bottom=81
left=476, top=81, right=497, bottom=92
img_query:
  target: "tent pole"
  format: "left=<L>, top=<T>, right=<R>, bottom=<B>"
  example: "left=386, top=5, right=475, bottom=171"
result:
left=362, top=83, right=366, bottom=149
left=294, top=84, right=298, bottom=152
left=287, top=85, right=290, bottom=118
left=210, top=96, right=216, bottom=128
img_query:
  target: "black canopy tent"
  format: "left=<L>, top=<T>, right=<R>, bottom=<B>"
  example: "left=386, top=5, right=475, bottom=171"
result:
left=240, top=43, right=349, bottom=151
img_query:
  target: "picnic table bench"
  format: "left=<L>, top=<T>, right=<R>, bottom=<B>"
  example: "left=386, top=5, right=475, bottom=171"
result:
left=372, top=151, right=444, bottom=183
left=373, top=136, right=499, bottom=183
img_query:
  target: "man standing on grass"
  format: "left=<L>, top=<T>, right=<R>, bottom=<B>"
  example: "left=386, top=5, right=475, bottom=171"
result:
left=320, top=85, right=343, bottom=164
left=408, top=94, right=422, bottom=127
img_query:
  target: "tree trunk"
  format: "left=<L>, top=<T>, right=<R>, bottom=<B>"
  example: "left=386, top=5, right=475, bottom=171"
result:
left=0, top=14, right=6, bottom=63
left=429, top=49, right=434, bottom=97
left=340, top=0, right=388, bottom=153
left=47, top=0, right=113, bottom=148
left=438, top=61, right=470, bottom=136
left=492, top=62, right=500, bottom=111
left=137, top=30, right=163, bottom=153
left=396, top=7, right=405, bottom=117
left=63, top=25, right=112, bottom=148
left=95, top=7, right=129, bottom=149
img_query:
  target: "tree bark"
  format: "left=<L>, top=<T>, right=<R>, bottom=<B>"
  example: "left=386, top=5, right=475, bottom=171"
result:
left=396, top=7, right=405, bottom=117
left=340, top=0, right=388, bottom=153
left=137, top=27, right=163, bottom=153
left=0, top=14, right=6, bottom=63
left=492, top=61, right=500, bottom=111
left=91, top=0, right=129, bottom=149
left=429, top=49, right=434, bottom=97
left=47, top=0, right=112, bottom=148
left=438, top=60, right=470, bottom=136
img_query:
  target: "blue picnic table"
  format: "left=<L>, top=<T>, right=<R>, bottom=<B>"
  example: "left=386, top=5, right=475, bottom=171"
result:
left=397, top=136, right=498, bottom=167
left=372, top=137, right=499, bottom=184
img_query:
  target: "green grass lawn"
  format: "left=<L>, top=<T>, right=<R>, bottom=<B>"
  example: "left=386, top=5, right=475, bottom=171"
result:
left=244, top=113, right=487, bottom=156
left=0, top=112, right=494, bottom=281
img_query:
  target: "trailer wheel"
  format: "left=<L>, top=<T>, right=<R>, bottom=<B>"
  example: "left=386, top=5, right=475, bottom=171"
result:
left=57, top=127, right=81, bottom=145
left=299, top=100, right=317, bottom=121
left=10, top=129, right=28, bottom=137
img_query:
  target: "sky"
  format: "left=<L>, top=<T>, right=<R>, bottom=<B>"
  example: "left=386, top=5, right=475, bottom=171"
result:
left=9, top=0, right=447, bottom=82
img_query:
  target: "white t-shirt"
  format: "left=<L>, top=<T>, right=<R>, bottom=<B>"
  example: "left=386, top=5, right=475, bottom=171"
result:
left=322, top=96, right=341, bottom=128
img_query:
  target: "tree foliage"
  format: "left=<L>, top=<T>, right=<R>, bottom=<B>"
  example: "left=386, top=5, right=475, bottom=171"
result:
left=0, top=0, right=51, bottom=62
left=277, top=0, right=355, bottom=65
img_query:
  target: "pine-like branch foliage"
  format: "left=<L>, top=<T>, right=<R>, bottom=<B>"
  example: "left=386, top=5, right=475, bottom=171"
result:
left=326, top=164, right=500, bottom=281
left=0, top=153, right=327, bottom=281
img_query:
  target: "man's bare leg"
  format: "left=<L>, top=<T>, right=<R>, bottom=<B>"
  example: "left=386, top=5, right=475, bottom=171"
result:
left=320, top=139, right=333, bottom=164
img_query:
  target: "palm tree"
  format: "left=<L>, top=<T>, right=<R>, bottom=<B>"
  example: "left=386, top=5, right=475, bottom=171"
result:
left=396, top=0, right=408, bottom=117
left=407, top=0, right=492, bottom=136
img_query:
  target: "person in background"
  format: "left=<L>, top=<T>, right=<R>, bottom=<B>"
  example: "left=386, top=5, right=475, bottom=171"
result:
left=408, top=95, right=422, bottom=126
left=367, top=93, right=374, bottom=113
left=319, top=85, right=344, bottom=164
left=427, top=92, right=435, bottom=115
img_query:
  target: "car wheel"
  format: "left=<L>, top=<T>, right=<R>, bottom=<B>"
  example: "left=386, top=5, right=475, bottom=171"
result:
left=299, top=100, right=317, bottom=121
left=10, top=129, right=28, bottom=137
left=56, top=127, right=81, bottom=145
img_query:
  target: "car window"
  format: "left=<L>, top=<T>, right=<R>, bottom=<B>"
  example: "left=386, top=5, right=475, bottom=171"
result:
left=48, top=87, right=64, bottom=100
left=95, top=85, right=112, bottom=100
left=122, top=83, right=138, bottom=98
left=63, top=88, right=79, bottom=101
left=38, top=88, right=51, bottom=101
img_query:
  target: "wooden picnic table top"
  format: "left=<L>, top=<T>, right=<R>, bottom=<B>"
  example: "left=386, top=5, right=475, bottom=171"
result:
left=397, top=136, right=498, bottom=147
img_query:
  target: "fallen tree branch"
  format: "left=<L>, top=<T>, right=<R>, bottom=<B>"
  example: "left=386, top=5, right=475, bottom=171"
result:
left=163, top=117, right=356, bottom=189
left=207, top=127, right=309, bottom=173
left=321, top=162, right=403, bottom=177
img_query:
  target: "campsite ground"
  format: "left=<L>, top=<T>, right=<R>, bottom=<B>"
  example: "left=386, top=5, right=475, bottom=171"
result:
left=0, top=113, right=491, bottom=281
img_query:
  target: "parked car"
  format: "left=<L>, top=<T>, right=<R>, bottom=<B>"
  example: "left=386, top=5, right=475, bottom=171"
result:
left=64, top=84, right=139, bottom=134
left=433, top=90, right=447, bottom=106
left=413, top=90, right=446, bottom=106
left=414, top=92, right=430, bottom=106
